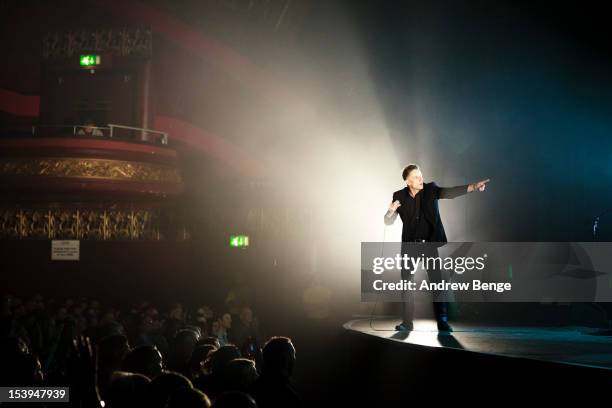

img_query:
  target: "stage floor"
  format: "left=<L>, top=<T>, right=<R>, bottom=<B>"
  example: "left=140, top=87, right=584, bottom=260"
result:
left=344, top=317, right=612, bottom=370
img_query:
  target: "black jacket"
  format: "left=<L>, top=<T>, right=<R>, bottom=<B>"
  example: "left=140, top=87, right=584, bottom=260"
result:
left=384, top=182, right=469, bottom=242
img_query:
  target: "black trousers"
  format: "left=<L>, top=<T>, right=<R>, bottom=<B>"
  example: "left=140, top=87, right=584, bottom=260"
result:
left=400, top=241, right=448, bottom=324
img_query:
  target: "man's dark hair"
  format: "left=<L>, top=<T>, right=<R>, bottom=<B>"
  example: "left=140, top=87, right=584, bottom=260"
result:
left=402, top=164, right=420, bottom=181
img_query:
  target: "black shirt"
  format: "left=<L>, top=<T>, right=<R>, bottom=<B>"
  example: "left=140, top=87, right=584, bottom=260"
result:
left=404, top=190, right=432, bottom=241
left=384, top=183, right=470, bottom=242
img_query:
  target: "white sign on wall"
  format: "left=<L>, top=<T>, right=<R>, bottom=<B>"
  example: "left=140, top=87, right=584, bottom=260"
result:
left=51, top=240, right=80, bottom=261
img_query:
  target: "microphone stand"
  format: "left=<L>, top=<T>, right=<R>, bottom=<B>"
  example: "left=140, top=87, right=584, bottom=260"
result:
left=593, top=209, right=612, bottom=241
left=587, top=209, right=612, bottom=335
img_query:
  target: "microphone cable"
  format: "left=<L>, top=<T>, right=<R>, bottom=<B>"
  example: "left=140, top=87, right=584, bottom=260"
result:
left=368, top=221, right=396, bottom=332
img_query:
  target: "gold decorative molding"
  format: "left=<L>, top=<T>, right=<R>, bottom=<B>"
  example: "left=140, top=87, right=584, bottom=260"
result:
left=43, top=27, right=152, bottom=58
left=0, top=157, right=182, bottom=183
left=0, top=208, right=187, bottom=241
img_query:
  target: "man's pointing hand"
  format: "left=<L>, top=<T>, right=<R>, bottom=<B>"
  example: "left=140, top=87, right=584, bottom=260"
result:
left=468, top=178, right=490, bottom=192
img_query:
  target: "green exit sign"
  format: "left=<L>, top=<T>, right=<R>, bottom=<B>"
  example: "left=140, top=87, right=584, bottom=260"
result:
left=230, top=235, right=249, bottom=248
left=80, top=54, right=101, bottom=67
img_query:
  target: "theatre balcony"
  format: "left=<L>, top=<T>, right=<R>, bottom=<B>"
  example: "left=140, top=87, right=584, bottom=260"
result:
left=0, top=125, right=187, bottom=241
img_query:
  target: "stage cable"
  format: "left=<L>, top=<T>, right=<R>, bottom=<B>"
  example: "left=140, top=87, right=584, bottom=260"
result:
left=368, top=223, right=396, bottom=331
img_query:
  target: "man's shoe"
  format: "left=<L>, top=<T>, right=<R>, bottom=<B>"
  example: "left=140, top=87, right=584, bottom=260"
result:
left=437, top=320, right=453, bottom=332
left=395, top=322, right=414, bottom=332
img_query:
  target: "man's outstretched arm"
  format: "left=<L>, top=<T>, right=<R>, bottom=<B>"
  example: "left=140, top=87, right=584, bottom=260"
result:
left=384, top=199, right=401, bottom=225
left=438, top=178, right=491, bottom=199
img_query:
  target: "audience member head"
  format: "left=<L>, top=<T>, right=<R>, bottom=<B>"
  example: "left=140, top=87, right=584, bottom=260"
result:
left=147, top=370, right=193, bottom=408
left=169, top=329, right=200, bottom=367
left=262, top=336, right=296, bottom=378
left=198, top=337, right=221, bottom=349
left=239, top=307, right=254, bottom=326
left=209, top=345, right=241, bottom=375
left=81, top=119, right=98, bottom=135
left=105, top=371, right=150, bottom=408
left=222, top=358, right=258, bottom=393
left=188, top=344, right=216, bottom=377
left=121, top=345, right=163, bottom=379
left=218, top=313, right=232, bottom=331
left=168, top=303, right=184, bottom=321
left=166, top=387, right=211, bottom=408
left=97, top=334, right=130, bottom=373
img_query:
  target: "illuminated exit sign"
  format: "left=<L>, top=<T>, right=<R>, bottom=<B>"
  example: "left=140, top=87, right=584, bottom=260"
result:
left=79, top=54, right=101, bottom=67
left=230, top=235, right=249, bottom=248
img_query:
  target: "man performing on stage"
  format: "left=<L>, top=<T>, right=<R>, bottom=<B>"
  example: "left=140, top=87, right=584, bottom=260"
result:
left=384, top=164, right=490, bottom=332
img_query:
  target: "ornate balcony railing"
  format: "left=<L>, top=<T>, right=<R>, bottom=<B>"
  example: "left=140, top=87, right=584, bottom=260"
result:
left=0, top=207, right=188, bottom=241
